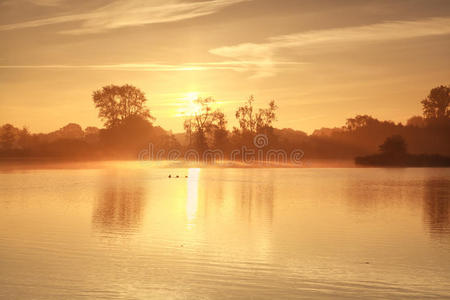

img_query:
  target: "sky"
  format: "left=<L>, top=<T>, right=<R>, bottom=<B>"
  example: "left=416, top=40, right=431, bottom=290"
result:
left=0, top=0, right=449, bottom=134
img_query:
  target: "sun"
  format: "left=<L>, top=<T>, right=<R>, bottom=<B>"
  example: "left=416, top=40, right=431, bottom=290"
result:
left=185, top=92, right=199, bottom=102
left=177, top=92, right=201, bottom=117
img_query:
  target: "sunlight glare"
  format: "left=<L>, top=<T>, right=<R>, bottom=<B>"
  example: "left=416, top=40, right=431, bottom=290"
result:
left=176, top=92, right=202, bottom=117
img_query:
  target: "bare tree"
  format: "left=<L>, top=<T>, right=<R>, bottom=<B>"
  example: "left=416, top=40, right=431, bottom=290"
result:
left=235, top=95, right=278, bottom=134
left=256, top=100, right=278, bottom=132
left=184, top=97, right=226, bottom=150
left=235, top=95, right=257, bottom=133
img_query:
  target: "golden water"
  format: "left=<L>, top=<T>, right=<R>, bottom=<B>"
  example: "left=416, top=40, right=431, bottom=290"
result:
left=0, top=163, right=449, bottom=299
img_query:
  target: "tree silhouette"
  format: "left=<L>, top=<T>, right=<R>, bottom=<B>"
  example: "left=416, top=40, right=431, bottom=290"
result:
left=235, top=95, right=278, bottom=134
left=421, top=85, right=450, bottom=120
left=235, top=96, right=257, bottom=133
left=406, top=116, right=426, bottom=128
left=379, top=135, right=407, bottom=155
left=92, top=84, right=154, bottom=128
left=256, top=100, right=278, bottom=132
left=211, top=111, right=228, bottom=149
left=346, top=115, right=379, bottom=131
left=17, top=127, right=31, bottom=150
left=183, top=97, right=225, bottom=151
left=1, top=124, right=16, bottom=150
left=1, top=84, right=449, bottom=161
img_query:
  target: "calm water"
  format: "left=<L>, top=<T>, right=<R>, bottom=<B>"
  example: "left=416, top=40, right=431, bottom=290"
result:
left=0, top=162, right=449, bottom=299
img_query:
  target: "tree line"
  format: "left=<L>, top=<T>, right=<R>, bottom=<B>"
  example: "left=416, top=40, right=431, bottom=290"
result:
left=0, top=84, right=449, bottom=160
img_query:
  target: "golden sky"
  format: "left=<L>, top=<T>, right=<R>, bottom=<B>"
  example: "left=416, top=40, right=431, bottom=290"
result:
left=0, top=0, right=449, bottom=133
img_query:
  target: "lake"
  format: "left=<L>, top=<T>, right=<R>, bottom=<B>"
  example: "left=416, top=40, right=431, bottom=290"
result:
left=0, top=162, right=449, bottom=299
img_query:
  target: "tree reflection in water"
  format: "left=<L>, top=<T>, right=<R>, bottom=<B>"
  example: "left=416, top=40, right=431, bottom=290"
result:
left=92, top=171, right=146, bottom=234
left=423, top=179, right=450, bottom=235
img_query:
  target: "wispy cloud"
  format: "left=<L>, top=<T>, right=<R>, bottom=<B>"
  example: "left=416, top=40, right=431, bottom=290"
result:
left=0, top=0, right=65, bottom=7
left=0, top=61, right=302, bottom=72
left=0, top=0, right=248, bottom=34
left=28, top=0, right=65, bottom=6
left=210, top=17, right=450, bottom=76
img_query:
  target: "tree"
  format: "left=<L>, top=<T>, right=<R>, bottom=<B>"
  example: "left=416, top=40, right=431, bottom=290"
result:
left=59, top=123, right=84, bottom=139
left=345, top=115, right=379, bottom=131
left=99, top=115, right=155, bottom=156
left=1, top=124, right=16, bottom=150
left=256, top=100, right=278, bottom=132
left=92, top=84, right=154, bottom=128
left=85, top=126, right=99, bottom=136
left=406, top=116, right=426, bottom=128
left=17, top=127, right=31, bottom=150
left=211, top=111, right=228, bottom=149
left=235, top=96, right=257, bottom=133
left=379, top=135, right=407, bottom=155
left=421, top=85, right=450, bottom=120
left=184, top=97, right=225, bottom=151
left=235, top=96, right=278, bottom=134
left=84, top=126, right=100, bottom=144
left=183, top=118, right=194, bottom=146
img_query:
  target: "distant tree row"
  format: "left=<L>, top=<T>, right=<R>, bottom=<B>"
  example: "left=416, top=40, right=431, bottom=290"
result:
left=1, top=84, right=449, bottom=160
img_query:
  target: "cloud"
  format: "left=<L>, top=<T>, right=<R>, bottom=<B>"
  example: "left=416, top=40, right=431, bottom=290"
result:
left=0, top=0, right=64, bottom=8
left=0, top=0, right=249, bottom=34
left=0, top=60, right=302, bottom=73
left=28, top=0, right=65, bottom=6
left=209, top=17, right=450, bottom=76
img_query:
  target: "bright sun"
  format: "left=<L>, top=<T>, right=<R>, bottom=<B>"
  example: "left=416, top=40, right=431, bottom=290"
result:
left=178, top=92, right=201, bottom=116
left=185, top=92, right=199, bottom=101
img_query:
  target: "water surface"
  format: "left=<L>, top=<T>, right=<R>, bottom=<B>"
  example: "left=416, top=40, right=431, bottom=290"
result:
left=0, top=163, right=449, bottom=299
